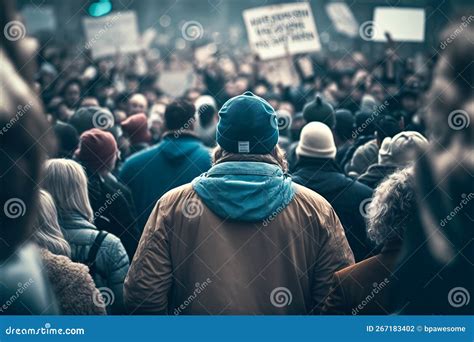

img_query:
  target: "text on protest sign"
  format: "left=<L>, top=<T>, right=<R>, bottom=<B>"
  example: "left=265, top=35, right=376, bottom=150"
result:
left=243, top=2, right=321, bottom=60
left=82, top=11, right=141, bottom=59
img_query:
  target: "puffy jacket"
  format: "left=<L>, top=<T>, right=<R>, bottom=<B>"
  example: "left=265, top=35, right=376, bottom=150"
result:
left=59, top=213, right=129, bottom=314
left=124, top=154, right=354, bottom=314
left=119, top=132, right=211, bottom=231
left=292, top=157, right=374, bottom=261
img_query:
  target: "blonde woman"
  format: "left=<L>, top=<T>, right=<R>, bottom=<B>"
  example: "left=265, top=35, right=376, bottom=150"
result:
left=42, top=159, right=129, bottom=314
left=33, top=190, right=105, bottom=315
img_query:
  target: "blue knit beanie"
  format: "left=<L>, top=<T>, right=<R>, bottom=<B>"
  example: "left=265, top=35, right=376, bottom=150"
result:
left=216, top=91, right=279, bottom=154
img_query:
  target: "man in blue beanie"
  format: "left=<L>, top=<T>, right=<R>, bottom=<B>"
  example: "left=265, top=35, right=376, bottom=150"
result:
left=125, top=91, right=354, bottom=315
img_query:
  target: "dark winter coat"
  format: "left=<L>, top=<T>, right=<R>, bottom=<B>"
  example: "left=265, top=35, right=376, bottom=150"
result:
left=292, top=157, right=374, bottom=261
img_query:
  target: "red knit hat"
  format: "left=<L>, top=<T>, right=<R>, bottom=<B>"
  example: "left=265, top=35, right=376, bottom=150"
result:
left=75, top=128, right=118, bottom=172
left=121, top=113, right=151, bottom=144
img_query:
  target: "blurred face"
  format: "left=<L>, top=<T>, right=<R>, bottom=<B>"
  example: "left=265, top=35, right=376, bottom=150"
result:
left=64, top=83, right=80, bottom=108
left=234, top=77, right=249, bottom=94
left=128, top=94, right=148, bottom=116
left=401, top=96, right=418, bottom=115
left=370, top=84, right=385, bottom=103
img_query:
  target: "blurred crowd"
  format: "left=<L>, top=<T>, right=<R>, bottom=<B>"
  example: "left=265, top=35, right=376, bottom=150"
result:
left=0, top=2, right=473, bottom=316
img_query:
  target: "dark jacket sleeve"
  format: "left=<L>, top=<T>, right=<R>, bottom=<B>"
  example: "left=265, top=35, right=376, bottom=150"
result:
left=124, top=200, right=173, bottom=314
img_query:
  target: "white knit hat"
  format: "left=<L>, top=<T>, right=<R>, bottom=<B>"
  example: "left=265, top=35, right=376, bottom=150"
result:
left=379, top=131, right=428, bottom=166
left=296, top=122, right=337, bottom=159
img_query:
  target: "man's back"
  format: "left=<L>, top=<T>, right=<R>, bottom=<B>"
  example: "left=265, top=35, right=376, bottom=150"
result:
left=124, top=180, right=354, bottom=314
left=120, top=133, right=211, bottom=231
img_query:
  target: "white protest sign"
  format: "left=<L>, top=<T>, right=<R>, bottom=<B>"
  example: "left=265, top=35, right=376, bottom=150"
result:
left=243, top=2, right=321, bottom=60
left=21, top=5, right=57, bottom=34
left=372, top=7, right=425, bottom=42
left=83, top=11, right=141, bottom=59
left=159, top=69, right=197, bottom=97
left=259, top=58, right=299, bottom=87
left=325, top=3, right=359, bottom=37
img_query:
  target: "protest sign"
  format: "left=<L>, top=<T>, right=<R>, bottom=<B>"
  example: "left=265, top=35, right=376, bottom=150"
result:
left=325, top=3, right=359, bottom=37
left=83, top=11, right=141, bottom=59
left=372, top=7, right=425, bottom=42
left=259, top=57, right=298, bottom=87
left=243, top=2, right=321, bottom=60
left=21, top=5, right=57, bottom=34
left=159, top=68, right=197, bottom=97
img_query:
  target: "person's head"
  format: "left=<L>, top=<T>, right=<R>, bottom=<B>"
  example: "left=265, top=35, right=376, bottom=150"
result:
left=121, top=113, right=151, bottom=145
left=164, top=99, right=196, bottom=131
left=75, top=128, right=119, bottom=174
left=378, top=131, right=428, bottom=167
left=334, top=109, right=354, bottom=145
left=195, top=95, right=217, bottom=129
left=32, top=190, right=71, bottom=257
left=0, top=50, right=55, bottom=260
left=369, top=82, right=385, bottom=104
left=399, top=90, right=419, bottom=116
left=42, top=159, right=93, bottom=222
left=80, top=96, right=99, bottom=107
left=216, top=91, right=279, bottom=155
left=127, top=93, right=148, bottom=116
left=374, top=115, right=402, bottom=146
left=296, top=122, right=336, bottom=160
left=367, top=167, right=416, bottom=246
left=53, top=121, right=79, bottom=159
left=69, top=106, right=115, bottom=135
left=61, top=78, right=82, bottom=109
left=302, top=95, right=335, bottom=129
left=354, top=110, right=377, bottom=137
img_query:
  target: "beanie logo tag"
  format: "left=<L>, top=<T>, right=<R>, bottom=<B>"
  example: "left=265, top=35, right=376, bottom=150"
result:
left=238, top=141, right=250, bottom=153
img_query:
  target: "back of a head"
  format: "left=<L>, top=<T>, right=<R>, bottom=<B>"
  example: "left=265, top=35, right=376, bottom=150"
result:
left=32, top=190, right=71, bottom=257
left=374, top=115, right=402, bottom=143
left=334, top=109, right=354, bottom=141
left=296, top=122, right=336, bottom=160
left=379, top=131, right=428, bottom=167
left=0, top=50, right=55, bottom=260
left=164, top=100, right=196, bottom=131
left=195, top=95, right=217, bottom=128
left=42, top=159, right=93, bottom=221
left=302, top=95, right=335, bottom=129
left=355, top=110, right=377, bottom=136
left=69, top=106, right=115, bottom=135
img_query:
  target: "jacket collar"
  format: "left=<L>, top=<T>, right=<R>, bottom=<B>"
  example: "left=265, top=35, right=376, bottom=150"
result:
left=294, top=156, right=342, bottom=173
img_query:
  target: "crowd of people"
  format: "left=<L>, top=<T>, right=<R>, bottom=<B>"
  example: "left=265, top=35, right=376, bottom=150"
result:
left=0, top=3, right=472, bottom=316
